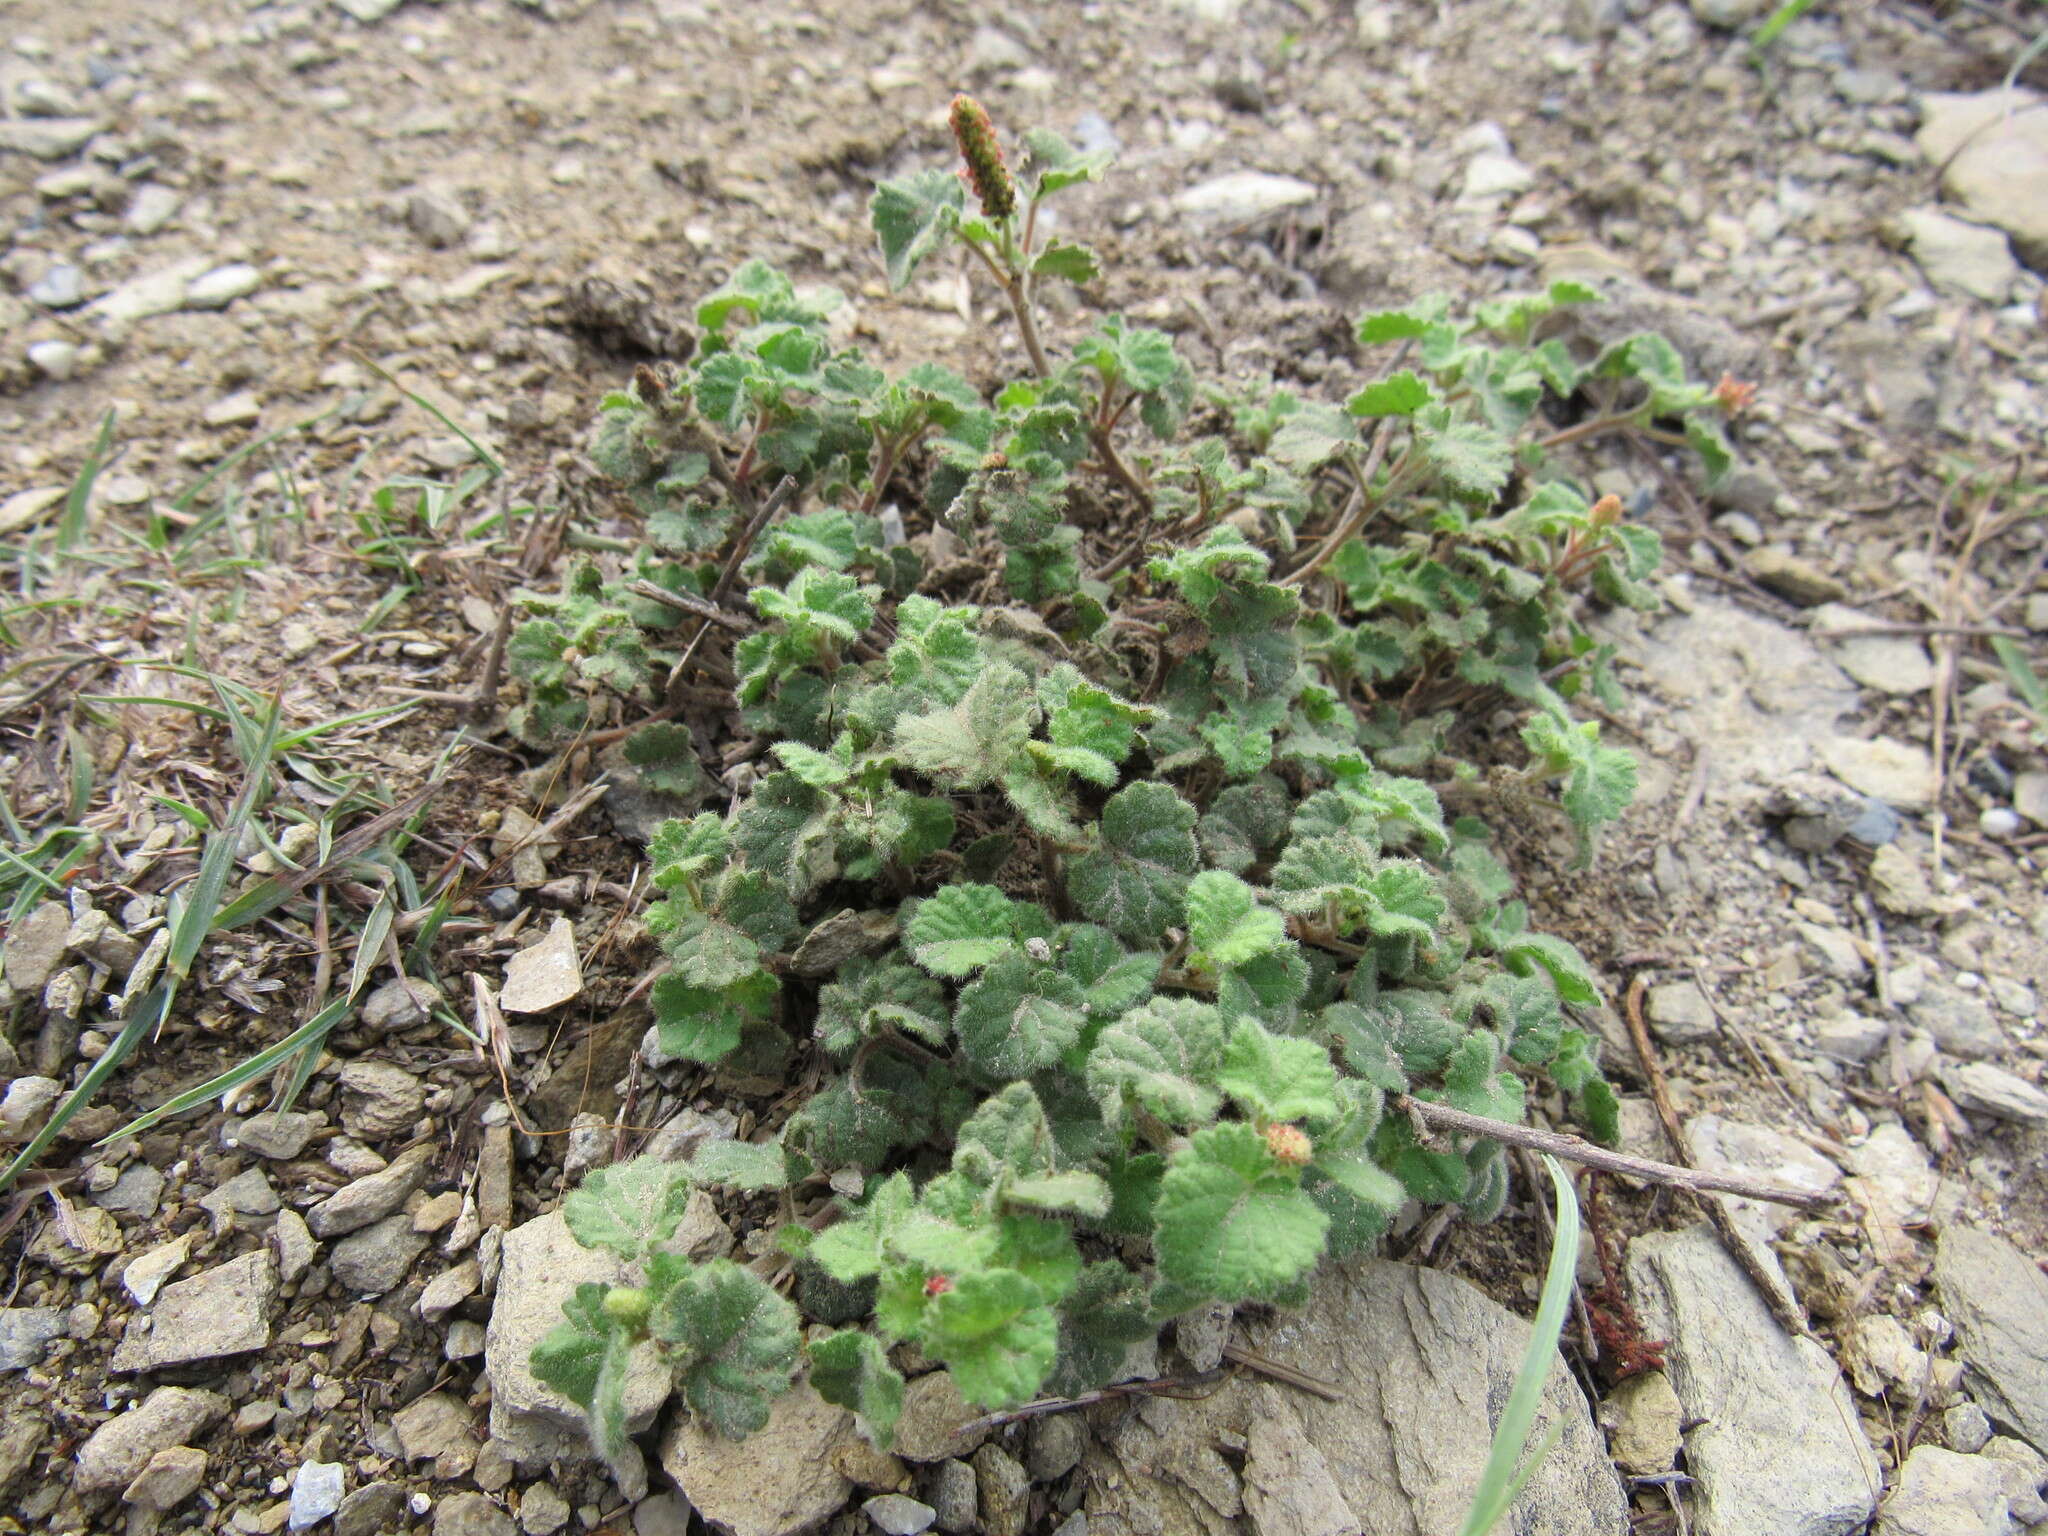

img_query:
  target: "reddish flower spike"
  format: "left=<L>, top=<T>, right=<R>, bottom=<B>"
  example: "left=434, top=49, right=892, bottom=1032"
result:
left=949, top=94, right=1016, bottom=222
left=1712, top=372, right=1758, bottom=416
left=924, top=1274, right=954, bottom=1297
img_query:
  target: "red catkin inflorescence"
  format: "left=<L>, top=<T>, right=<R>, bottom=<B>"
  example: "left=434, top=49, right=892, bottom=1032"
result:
left=949, top=94, right=1016, bottom=222
left=924, top=1273, right=954, bottom=1297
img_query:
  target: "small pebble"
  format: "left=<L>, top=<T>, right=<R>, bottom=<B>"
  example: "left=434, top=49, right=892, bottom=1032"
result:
left=1979, top=807, right=2021, bottom=839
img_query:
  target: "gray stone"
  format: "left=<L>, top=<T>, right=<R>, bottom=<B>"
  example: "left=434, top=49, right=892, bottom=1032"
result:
left=500, top=917, right=583, bottom=1014
left=27, top=264, right=83, bottom=308
left=1602, top=1370, right=1682, bottom=1474
left=0, top=1307, right=64, bottom=1371
left=407, top=188, right=472, bottom=248
left=436, top=1492, right=515, bottom=1536
left=1895, top=207, right=2021, bottom=304
left=334, top=1481, right=407, bottom=1536
left=395, top=1392, right=481, bottom=1476
left=1944, top=1062, right=2048, bottom=1124
left=331, top=1214, right=428, bottom=1294
left=519, top=1482, right=570, bottom=1534
left=75, top=1387, right=230, bottom=1496
left=273, top=1209, right=318, bottom=1285
left=1026, top=1412, right=1085, bottom=1482
left=0, top=1076, right=61, bottom=1142
left=184, top=263, right=262, bottom=310
left=927, top=1459, right=977, bottom=1533
left=865, top=1494, right=936, bottom=1536
left=3, top=902, right=71, bottom=992
left=338, top=1059, right=427, bottom=1138
left=231, top=1111, right=319, bottom=1159
left=1809, top=605, right=1937, bottom=695
left=1174, top=1300, right=1232, bottom=1372
left=1630, top=1225, right=1878, bottom=1536
left=1797, top=921, right=1868, bottom=981
left=361, top=976, right=438, bottom=1030
left=2015, top=771, right=2048, bottom=827
left=290, top=1461, right=348, bottom=1530
left=1947, top=1401, right=1994, bottom=1455
left=124, top=184, right=181, bottom=235
left=27, top=339, right=80, bottom=379
left=1984, top=1437, right=2048, bottom=1524
left=1171, top=172, right=1318, bottom=224
left=660, top=1381, right=856, bottom=1536
left=1910, top=986, right=2007, bottom=1062
left=1645, top=980, right=1717, bottom=1044
left=1847, top=1123, right=1943, bottom=1224
left=486, top=1199, right=727, bottom=1457
left=1876, top=1445, right=2009, bottom=1536
left=88, top=257, right=212, bottom=331
left=308, top=1145, right=433, bottom=1237
left=0, top=117, right=99, bottom=159
left=1690, top=0, right=1767, bottom=25
left=894, top=1371, right=990, bottom=1464
left=1084, top=1259, right=1625, bottom=1536
left=1748, top=547, right=1848, bottom=607
left=633, top=1493, right=691, bottom=1536
left=1916, top=88, right=2048, bottom=265
left=202, top=1166, right=281, bottom=1220
left=972, top=1445, right=1029, bottom=1536
left=1936, top=1227, right=2048, bottom=1453
left=110, top=1251, right=276, bottom=1372
left=1461, top=151, right=1535, bottom=200
left=122, top=1234, right=193, bottom=1305
left=1816, top=1010, right=1888, bottom=1064
left=1821, top=736, right=1938, bottom=811
left=122, top=1445, right=207, bottom=1511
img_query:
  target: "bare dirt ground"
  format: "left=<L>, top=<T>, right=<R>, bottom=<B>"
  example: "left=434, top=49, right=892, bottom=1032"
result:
left=2, top=0, right=2046, bottom=1533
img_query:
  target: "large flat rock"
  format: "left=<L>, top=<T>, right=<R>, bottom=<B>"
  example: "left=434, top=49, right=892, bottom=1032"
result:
left=1084, top=1258, right=1626, bottom=1536
left=1935, top=1226, right=2048, bottom=1455
left=1630, top=1225, right=1879, bottom=1536
left=483, top=1196, right=728, bottom=1462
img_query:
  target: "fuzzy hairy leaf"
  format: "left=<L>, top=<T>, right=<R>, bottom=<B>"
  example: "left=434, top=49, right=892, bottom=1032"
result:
left=906, top=884, right=1023, bottom=977
left=896, top=662, right=1039, bottom=789
left=1066, top=781, right=1199, bottom=939
left=649, top=1259, right=802, bottom=1438
left=1184, top=870, right=1289, bottom=970
left=815, top=955, right=950, bottom=1056
left=688, top=1139, right=790, bottom=1191
left=1216, top=1019, right=1339, bottom=1123
left=1501, top=932, right=1602, bottom=1006
left=562, top=1159, right=698, bottom=1261
left=808, top=1329, right=905, bottom=1444
left=1153, top=1122, right=1329, bottom=1304
left=872, top=168, right=964, bottom=290
left=1086, top=997, right=1227, bottom=1131
left=953, top=954, right=1087, bottom=1081
left=530, top=1283, right=610, bottom=1407
left=924, top=1270, right=1062, bottom=1410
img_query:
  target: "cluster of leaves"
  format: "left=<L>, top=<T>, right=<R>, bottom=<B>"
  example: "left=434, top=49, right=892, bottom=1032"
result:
left=526, top=102, right=1745, bottom=1471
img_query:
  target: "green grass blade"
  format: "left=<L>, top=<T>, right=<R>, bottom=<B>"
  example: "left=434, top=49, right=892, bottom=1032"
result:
left=166, top=688, right=283, bottom=984
left=58, top=409, right=118, bottom=555
left=1456, top=1154, right=1583, bottom=1536
left=0, top=984, right=169, bottom=1195
left=98, top=993, right=353, bottom=1144
left=1991, top=636, right=2048, bottom=719
left=355, top=356, right=504, bottom=478
left=350, top=886, right=397, bottom=1000
left=169, top=407, right=337, bottom=517
left=1752, top=0, right=1817, bottom=50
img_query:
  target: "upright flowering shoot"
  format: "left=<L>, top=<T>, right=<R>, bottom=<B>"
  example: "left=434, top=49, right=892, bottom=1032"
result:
left=948, top=93, right=1015, bottom=221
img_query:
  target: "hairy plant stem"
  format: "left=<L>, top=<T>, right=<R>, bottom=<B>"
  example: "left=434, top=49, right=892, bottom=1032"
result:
left=1535, top=411, right=1643, bottom=453
left=1283, top=422, right=1404, bottom=587
left=969, top=216, right=1155, bottom=519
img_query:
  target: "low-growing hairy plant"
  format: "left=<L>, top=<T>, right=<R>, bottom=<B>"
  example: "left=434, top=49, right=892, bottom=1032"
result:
left=521, top=97, right=1744, bottom=1475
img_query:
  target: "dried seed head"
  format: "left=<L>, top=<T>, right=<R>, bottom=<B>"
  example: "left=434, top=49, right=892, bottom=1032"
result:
left=633, top=363, right=664, bottom=405
left=949, top=94, right=1016, bottom=221
left=1263, top=1124, right=1312, bottom=1167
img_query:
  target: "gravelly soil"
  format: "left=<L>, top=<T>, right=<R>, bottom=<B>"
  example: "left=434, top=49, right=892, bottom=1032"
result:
left=1, top=1, right=2045, bottom=1533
